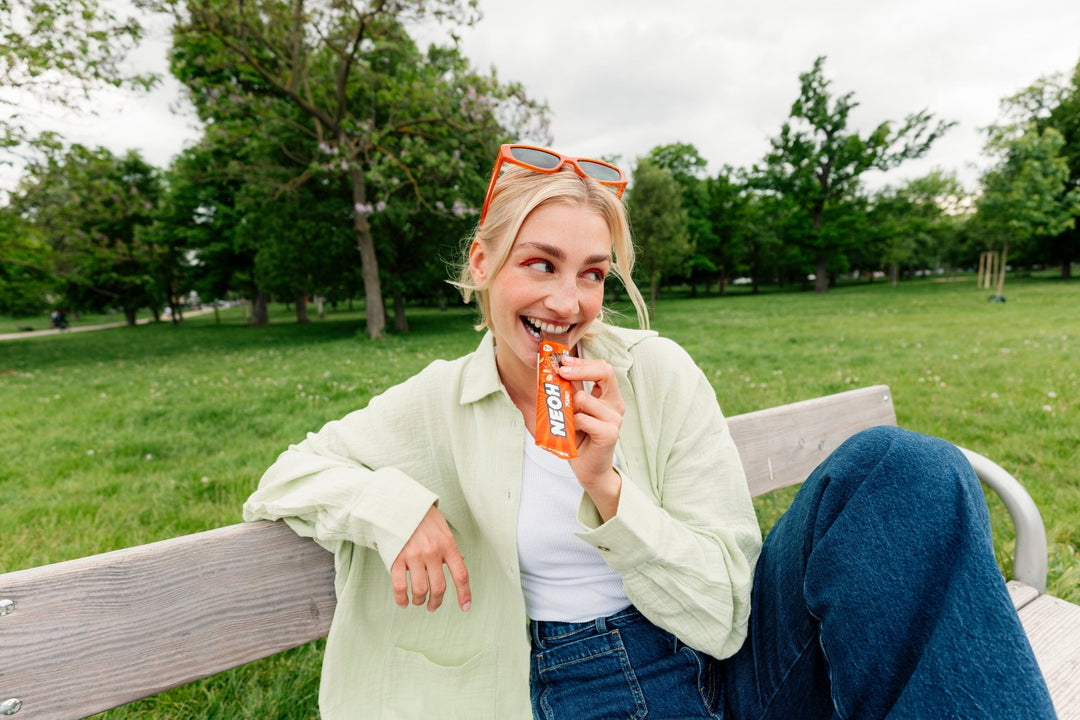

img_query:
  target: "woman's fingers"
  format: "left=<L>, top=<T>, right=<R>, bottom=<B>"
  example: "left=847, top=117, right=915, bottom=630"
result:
left=390, top=505, right=472, bottom=612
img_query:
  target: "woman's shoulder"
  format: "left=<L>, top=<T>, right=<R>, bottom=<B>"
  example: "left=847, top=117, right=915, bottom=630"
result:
left=377, top=333, right=498, bottom=405
left=591, top=323, right=693, bottom=364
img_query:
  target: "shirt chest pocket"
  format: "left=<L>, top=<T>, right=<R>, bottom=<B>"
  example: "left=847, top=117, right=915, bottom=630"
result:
left=381, top=645, right=498, bottom=719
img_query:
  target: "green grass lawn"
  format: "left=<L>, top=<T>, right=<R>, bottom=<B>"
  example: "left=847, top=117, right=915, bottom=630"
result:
left=1, top=275, right=1077, bottom=718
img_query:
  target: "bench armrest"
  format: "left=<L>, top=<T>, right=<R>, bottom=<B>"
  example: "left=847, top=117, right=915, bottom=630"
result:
left=957, top=446, right=1049, bottom=593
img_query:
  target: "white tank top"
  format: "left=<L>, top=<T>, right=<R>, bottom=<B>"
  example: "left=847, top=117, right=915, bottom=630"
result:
left=517, top=435, right=630, bottom=622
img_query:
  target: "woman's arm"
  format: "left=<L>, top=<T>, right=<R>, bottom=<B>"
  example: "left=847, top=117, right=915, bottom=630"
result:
left=576, top=337, right=762, bottom=659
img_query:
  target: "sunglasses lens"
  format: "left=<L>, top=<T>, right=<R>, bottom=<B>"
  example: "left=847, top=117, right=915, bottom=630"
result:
left=509, top=146, right=561, bottom=170
left=577, top=160, right=622, bottom=183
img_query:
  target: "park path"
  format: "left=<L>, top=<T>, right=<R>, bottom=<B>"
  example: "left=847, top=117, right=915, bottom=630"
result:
left=0, top=308, right=216, bottom=342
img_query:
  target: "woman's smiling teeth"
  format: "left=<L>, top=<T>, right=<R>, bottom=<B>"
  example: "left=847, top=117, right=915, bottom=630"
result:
left=522, top=316, right=571, bottom=339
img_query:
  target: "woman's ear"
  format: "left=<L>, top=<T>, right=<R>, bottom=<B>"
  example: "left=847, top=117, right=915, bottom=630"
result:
left=468, top=240, right=488, bottom=284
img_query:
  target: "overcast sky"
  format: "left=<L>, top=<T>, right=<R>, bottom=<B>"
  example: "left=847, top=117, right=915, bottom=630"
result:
left=5, top=0, right=1080, bottom=194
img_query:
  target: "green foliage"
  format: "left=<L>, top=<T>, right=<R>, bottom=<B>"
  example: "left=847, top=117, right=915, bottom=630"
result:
left=976, top=125, right=1080, bottom=261
left=0, top=0, right=153, bottom=167
left=751, top=56, right=954, bottom=292
left=8, top=144, right=163, bottom=321
left=868, top=170, right=968, bottom=280
left=142, top=0, right=548, bottom=338
left=627, top=158, right=692, bottom=311
left=992, top=60, right=1080, bottom=276
left=0, top=206, right=55, bottom=314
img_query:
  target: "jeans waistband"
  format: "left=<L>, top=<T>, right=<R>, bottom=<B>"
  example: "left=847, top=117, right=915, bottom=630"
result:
left=529, top=605, right=643, bottom=649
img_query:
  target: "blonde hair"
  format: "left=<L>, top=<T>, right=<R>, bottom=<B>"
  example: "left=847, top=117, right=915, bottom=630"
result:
left=454, top=165, right=649, bottom=331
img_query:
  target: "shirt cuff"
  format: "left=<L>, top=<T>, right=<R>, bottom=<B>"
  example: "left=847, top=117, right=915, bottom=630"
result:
left=574, top=469, right=663, bottom=571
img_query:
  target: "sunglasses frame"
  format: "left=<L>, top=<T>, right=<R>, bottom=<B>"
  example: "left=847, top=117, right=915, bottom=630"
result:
left=478, top=144, right=628, bottom=225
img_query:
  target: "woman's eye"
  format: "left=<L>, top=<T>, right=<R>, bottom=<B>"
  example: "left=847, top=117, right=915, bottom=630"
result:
left=523, top=259, right=553, bottom=273
left=584, top=269, right=606, bottom=283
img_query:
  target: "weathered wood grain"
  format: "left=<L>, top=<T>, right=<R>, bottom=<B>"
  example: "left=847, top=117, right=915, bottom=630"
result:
left=0, top=521, right=334, bottom=719
left=728, top=384, right=897, bottom=496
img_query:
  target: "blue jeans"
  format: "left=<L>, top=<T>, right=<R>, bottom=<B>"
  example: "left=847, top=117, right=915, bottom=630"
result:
left=530, top=605, right=720, bottom=719
left=529, top=427, right=1057, bottom=719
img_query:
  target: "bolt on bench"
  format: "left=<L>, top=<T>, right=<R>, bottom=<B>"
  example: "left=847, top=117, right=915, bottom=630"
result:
left=2, top=385, right=1078, bottom=719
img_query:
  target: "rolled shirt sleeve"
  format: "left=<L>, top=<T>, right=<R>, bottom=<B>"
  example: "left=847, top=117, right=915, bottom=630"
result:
left=574, top=334, right=762, bottom=660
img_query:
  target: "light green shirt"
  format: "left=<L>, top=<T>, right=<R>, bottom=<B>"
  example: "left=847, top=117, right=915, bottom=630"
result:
left=243, top=324, right=761, bottom=719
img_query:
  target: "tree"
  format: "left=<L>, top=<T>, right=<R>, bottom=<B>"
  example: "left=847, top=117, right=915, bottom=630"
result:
left=1, top=1, right=154, bottom=304
left=627, top=158, right=691, bottom=313
left=868, top=170, right=967, bottom=283
left=12, top=144, right=163, bottom=324
left=702, top=167, right=753, bottom=294
left=143, top=0, right=547, bottom=338
left=975, top=124, right=1080, bottom=296
left=1, top=1, right=152, bottom=165
left=0, top=206, right=54, bottom=315
left=753, top=56, right=953, bottom=292
left=646, top=143, right=719, bottom=295
left=998, top=61, right=1080, bottom=278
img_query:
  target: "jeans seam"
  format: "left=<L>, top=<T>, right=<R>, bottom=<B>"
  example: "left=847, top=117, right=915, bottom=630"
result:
left=535, top=629, right=647, bottom=720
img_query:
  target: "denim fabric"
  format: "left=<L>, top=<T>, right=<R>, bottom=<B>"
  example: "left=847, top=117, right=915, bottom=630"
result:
left=530, top=606, right=721, bottom=719
left=529, top=427, right=1057, bottom=719
left=721, top=426, right=1057, bottom=720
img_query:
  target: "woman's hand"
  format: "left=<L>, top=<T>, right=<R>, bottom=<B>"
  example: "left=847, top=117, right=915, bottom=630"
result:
left=558, top=355, right=624, bottom=521
left=391, top=504, right=471, bottom=612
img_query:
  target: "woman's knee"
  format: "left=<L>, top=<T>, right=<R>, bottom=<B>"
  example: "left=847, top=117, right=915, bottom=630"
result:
left=830, top=426, right=971, bottom=485
left=803, top=425, right=980, bottom=518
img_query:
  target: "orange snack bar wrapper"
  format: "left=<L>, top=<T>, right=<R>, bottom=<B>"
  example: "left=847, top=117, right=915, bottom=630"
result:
left=535, top=339, right=578, bottom=459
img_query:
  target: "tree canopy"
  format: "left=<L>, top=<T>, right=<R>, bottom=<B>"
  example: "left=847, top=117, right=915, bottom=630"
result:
left=1, top=0, right=153, bottom=162
left=4, top=26, right=1078, bottom=326
left=140, top=0, right=548, bottom=336
left=752, top=56, right=954, bottom=292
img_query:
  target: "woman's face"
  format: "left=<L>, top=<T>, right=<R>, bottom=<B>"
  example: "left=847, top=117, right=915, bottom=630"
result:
left=470, top=202, right=611, bottom=391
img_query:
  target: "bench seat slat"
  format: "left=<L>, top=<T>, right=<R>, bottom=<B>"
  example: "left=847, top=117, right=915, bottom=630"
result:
left=1017, top=594, right=1080, bottom=719
left=1007, top=580, right=1041, bottom=611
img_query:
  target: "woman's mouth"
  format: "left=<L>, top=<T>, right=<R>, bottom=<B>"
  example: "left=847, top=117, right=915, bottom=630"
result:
left=521, top=316, right=572, bottom=341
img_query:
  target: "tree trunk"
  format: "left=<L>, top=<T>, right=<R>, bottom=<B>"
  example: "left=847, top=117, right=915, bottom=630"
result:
left=393, top=285, right=409, bottom=333
left=350, top=165, right=386, bottom=340
left=649, top=272, right=659, bottom=316
left=295, top=292, right=309, bottom=324
left=995, top=242, right=1009, bottom=298
left=812, top=203, right=829, bottom=294
left=124, top=306, right=137, bottom=326
left=251, top=289, right=269, bottom=326
left=814, top=256, right=828, bottom=294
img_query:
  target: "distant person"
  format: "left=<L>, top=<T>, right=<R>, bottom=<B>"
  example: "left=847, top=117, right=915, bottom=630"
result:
left=245, top=144, right=1055, bottom=719
left=50, top=310, right=67, bottom=330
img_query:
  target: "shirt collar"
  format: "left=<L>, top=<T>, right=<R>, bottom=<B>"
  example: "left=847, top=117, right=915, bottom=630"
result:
left=459, top=332, right=503, bottom=405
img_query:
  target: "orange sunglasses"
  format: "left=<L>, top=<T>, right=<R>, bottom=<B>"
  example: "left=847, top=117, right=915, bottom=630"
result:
left=479, top=144, right=628, bottom=225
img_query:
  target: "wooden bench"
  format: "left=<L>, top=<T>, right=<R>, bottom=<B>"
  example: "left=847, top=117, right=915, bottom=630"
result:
left=2, top=385, right=1077, bottom=719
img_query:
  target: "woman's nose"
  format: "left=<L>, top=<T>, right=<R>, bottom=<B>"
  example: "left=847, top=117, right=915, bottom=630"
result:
left=544, top=277, right=580, bottom=316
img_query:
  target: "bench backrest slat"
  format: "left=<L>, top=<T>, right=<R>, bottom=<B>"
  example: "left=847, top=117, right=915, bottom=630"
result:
left=0, top=385, right=896, bottom=719
left=727, top=384, right=897, bottom=496
left=1, top=521, right=334, bottom=719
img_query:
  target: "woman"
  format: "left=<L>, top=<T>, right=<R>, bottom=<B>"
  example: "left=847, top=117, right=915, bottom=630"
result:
left=244, top=145, right=1054, bottom=719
